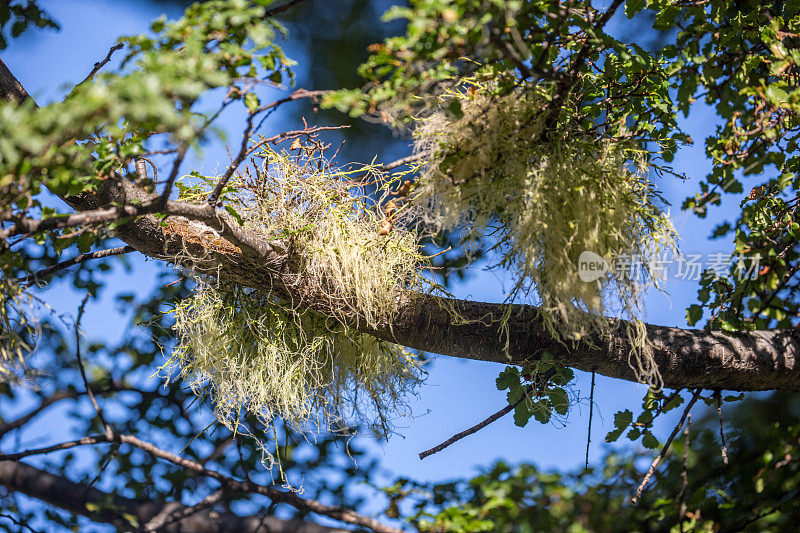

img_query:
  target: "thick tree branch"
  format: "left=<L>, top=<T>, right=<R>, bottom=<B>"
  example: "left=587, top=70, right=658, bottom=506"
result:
left=2, top=57, right=799, bottom=392
left=0, top=460, right=353, bottom=532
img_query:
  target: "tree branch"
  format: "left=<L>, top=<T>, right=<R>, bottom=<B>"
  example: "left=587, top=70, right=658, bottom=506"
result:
left=419, top=383, right=536, bottom=459
left=0, top=460, right=353, bottom=532
left=0, top=433, right=401, bottom=533
left=18, top=245, right=135, bottom=286
left=2, top=54, right=800, bottom=393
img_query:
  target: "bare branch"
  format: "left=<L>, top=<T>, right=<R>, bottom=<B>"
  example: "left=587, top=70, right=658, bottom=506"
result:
left=74, top=294, right=114, bottom=440
left=420, top=384, right=535, bottom=460
left=0, top=433, right=401, bottom=533
left=585, top=370, right=596, bottom=471
left=74, top=42, right=124, bottom=89
left=254, top=88, right=330, bottom=115
left=142, top=489, right=224, bottom=532
left=18, top=245, right=135, bottom=286
left=0, top=460, right=350, bottom=533
left=632, top=389, right=702, bottom=503
left=264, top=0, right=313, bottom=17
left=0, top=384, right=138, bottom=437
left=374, top=152, right=426, bottom=172
left=678, top=413, right=691, bottom=528
left=208, top=113, right=258, bottom=206
left=715, top=390, right=729, bottom=465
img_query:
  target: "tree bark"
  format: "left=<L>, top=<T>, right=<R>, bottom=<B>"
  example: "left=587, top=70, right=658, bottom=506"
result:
left=0, top=460, right=354, bottom=532
left=1, top=57, right=798, bottom=392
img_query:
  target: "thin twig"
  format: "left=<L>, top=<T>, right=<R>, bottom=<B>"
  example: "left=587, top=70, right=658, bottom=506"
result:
left=84, top=442, right=119, bottom=491
left=74, top=295, right=114, bottom=440
left=142, top=489, right=225, bottom=532
left=19, top=245, right=134, bottom=286
left=420, top=384, right=534, bottom=460
left=585, top=370, right=596, bottom=471
left=374, top=152, right=426, bottom=172
left=207, top=114, right=258, bottom=205
left=156, top=144, right=188, bottom=207
left=632, top=389, right=702, bottom=503
left=678, top=413, right=691, bottom=531
left=715, top=390, right=729, bottom=465
left=75, top=43, right=124, bottom=89
left=0, top=512, right=41, bottom=533
left=253, top=88, right=329, bottom=115
left=0, top=385, right=136, bottom=437
left=264, top=0, right=312, bottom=17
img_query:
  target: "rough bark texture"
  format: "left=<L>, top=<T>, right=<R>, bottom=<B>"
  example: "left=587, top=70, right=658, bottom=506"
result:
left=1, top=55, right=799, bottom=396
left=0, top=461, right=352, bottom=532
left=369, top=296, right=800, bottom=391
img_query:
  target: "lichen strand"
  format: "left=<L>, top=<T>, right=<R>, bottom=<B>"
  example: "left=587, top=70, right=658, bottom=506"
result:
left=165, top=147, right=429, bottom=449
left=0, top=278, right=38, bottom=381
left=169, top=282, right=421, bottom=438
left=411, top=83, right=677, bottom=389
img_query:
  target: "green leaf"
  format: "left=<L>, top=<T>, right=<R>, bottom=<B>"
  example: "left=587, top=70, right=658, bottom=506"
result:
left=625, top=0, right=646, bottom=19
left=244, top=91, right=260, bottom=113
left=495, top=366, right=520, bottom=391
left=224, top=204, right=244, bottom=225
left=642, top=430, right=659, bottom=449
left=513, top=402, right=534, bottom=427
left=686, top=304, right=703, bottom=326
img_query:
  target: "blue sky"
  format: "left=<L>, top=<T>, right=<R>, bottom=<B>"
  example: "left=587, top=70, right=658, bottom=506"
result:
left=1, top=0, right=748, bottom=494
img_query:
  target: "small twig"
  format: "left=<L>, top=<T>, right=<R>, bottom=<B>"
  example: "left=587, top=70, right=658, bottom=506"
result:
left=585, top=370, right=596, bottom=471
left=631, top=388, right=702, bottom=503
left=208, top=114, right=258, bottom=205
left=142, top=489, right=225, bottom=532
left=156, top=144, right=188, bottom=207
left=84, top=442, right=119, bottom=491
left=715, top=390, right=729, bottom=465
left=264, top=0, right=311, bottom=17
left=0, top=384, right=136, bottom=437
left=74, top=42, right=124, bottom=90
left=420, top=384, right=534, bottom=460
left=678, top=414, right=691, bottom=531
left=19, top=245, right=135, bottom=286
left=374, top=152, right=426, bottom=172
left=74, top=294, right=113, bottom=441
left=0, top=512, right=41, bottom=533
left=253, top=88, right=329, bottom=115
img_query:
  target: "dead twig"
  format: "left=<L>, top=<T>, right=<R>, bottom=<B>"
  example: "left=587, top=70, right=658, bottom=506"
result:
left=19, top=246, right=135, bottom=287
left=678, top=413, right=691, bottom=531
left=420, top=384, right=535, bottom=460
left=585, top=370, right=596, bottom=471
left=632, top=388, right=702, bottom=503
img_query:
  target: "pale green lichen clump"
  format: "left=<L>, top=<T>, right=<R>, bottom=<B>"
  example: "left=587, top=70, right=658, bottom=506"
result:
left=165, top=147, right=428, bottom=453
left=0, top=278, right=37, bottom=381
left=411, top=82, right=677, bottom=388
left=169, top=281, right=420, bottom=439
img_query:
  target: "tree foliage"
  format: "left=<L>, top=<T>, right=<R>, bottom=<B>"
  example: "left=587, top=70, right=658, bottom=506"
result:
left=0, top=0, right=799, bottom=531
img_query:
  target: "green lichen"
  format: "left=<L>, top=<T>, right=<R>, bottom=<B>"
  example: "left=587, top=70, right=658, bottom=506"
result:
left=164, top=146, right=429, bottom=455
left=411, top=80, right=677, bottom=388
left=0, top=277, right=37, bottom=381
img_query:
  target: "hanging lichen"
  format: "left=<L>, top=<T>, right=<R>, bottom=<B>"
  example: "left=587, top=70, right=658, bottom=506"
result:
left=163, top=146, right=430, bottom=459
left=409, top=80, right=677, bottom=388
left=0, top=277, right=39, bottom=382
